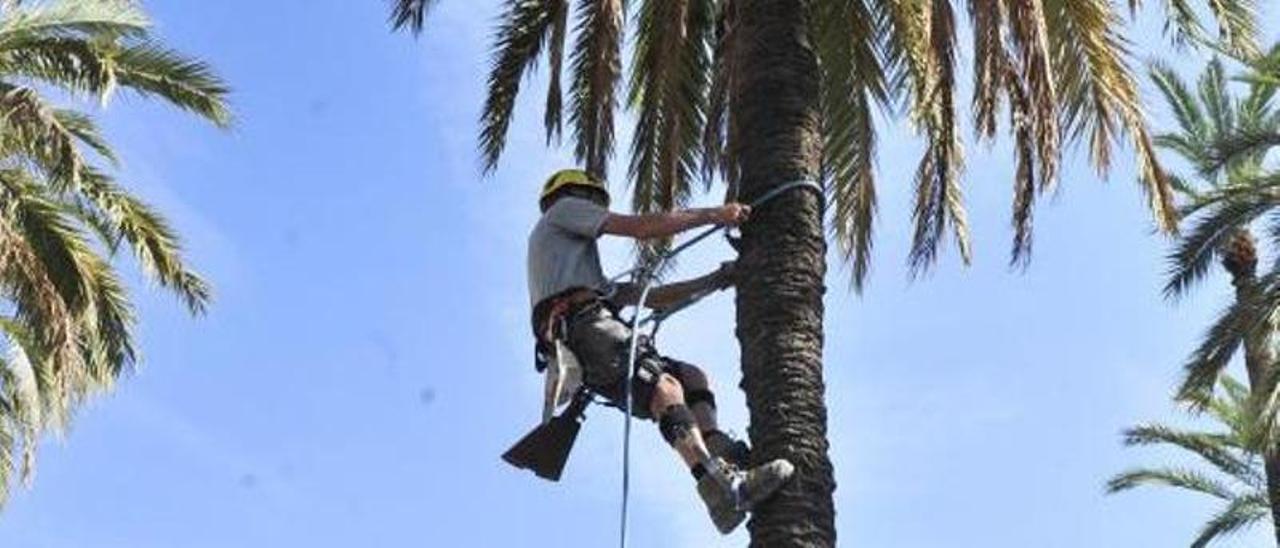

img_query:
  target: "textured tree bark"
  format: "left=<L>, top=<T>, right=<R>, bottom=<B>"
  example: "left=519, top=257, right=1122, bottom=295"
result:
left=1223, top=228, right=1280, bottom=544
left=731, top=1, right=835, bottom=546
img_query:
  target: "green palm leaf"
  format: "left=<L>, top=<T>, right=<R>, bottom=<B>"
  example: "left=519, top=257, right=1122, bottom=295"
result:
left=478, top=0, right=561, bottom=173
left=628, top=0, right=716, bottom=268
left=108, top=42, right=231, bottom=126
left=812, top=0, right=885, bottom=290
left=1107, top=467, right=1239, bottom=500
left=1110, top=378, right=1272, bottom=546
left=1122, top=424, right=1261, bottom=486
left=0, top=0, right=228, bottom=507
left=389, top=0, right=439, bottom=35
left=568, top=0, right=623, bottom=177
left=390, top=0, right=1238, bottom=284
left=1191, top=493, right=1270, bottom=547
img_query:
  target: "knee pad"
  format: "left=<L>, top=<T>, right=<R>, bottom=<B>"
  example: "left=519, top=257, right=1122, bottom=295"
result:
left=658, top=405, right=696, bottom=445
left=686, top=389, right=716, bottom=410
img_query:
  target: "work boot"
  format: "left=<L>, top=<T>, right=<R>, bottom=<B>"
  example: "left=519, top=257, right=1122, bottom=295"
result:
left=696, top=463, right=746, bottom=534
left=704, top=430, right=751, bottom=468
left=696, top=457, right=796, bottom=534
left=734, top=458, right=795, bottom=512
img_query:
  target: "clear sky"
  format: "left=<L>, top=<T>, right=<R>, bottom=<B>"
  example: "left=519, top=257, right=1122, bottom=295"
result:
left=0, top=1, right=1276, bottom=547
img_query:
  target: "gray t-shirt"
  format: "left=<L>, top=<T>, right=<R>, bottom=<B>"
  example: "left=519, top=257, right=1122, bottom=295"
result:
left=527, top=197, right=610, bottom=307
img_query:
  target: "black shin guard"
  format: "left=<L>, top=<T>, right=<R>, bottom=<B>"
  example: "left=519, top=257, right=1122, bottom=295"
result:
left=658, top=405, right=696, bottom=446
left=686, top=389, right=716, bottom=410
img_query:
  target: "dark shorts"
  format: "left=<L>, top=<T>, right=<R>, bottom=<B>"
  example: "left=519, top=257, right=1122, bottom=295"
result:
left=564, top=302, right=687, bottom=420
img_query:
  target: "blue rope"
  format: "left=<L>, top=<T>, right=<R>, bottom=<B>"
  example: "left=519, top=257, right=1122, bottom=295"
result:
left=617, top=178, right=821, bottom=548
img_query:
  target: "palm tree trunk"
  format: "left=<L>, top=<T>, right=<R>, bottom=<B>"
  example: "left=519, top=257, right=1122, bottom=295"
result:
left=1238, top=278, right=1280, bottom=547
left=731, top=1, right=835, bottom=546
left=1224, top=228, right=1280, bottom=544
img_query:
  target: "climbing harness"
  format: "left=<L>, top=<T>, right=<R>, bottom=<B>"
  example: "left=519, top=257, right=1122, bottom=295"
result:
left=615, top=179, right=823, bottom=548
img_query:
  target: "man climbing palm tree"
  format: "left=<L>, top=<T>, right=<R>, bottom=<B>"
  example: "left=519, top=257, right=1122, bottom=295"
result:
left=528, top=168, right=794, bottom=534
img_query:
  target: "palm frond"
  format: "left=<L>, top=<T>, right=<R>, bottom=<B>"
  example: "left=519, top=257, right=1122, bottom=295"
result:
left=702, top=0, right=739, bottom=188
left=109, top=42, right=231, bottom=127
left=0, top=202, right=80, bottom=429
left=0, top=0, right=148, bottom=43
left=901, top=0, right=971, bottom=275
left=1006, top=59, right=1038, bottom=266
left=1152, top=0, right=1258, bottom=58
left=0, top=0, right=225, bottom=506
left=1201, top=129, right=1280, bottom=178
left=813, top=0, right=885, bottom=291
left=389, top=0, right=439, bottom=35
left=1047, top=0, right=1177, bottom=232
left=76, top=168, right=209, bottom=314
left=1, top=170, right=97, bottom=313
left=1005, top=0, right=1059, bottom=192
left=51, top=109, right=115, bottom=165
left=1106, top=467, right=1239, bottom=500
left=1201, top=0, right=1259, bottom=60
left=1178, top=271, right=1280, bottom=405
left=568, top=0, right=624, bottom=177
left=970, top=0, right=1005, bottom=140
left=1191, top=492, right=1269, bottom=548
left=1122, top=424, right=1260, bottom=487
left=544, top=0, right=569, bottom=143
left=0, top=331, right=42, bottom=505
left=75, top=252, right=136, bottom=386
left=1240, top=44, right=1280, bottom=86
left=627, top=0, right=716, bottom=267
left=478, top=0, right=561, bottom=173
left=0, top=36, right=114, bottom=96
left=1179, top=300, right=1252, bottom=405
left=1149, top=61, right=1207, bottom=151
left=1154, top=0, right=1207, bottom=48
left=0, top=82, right=85, bottom=184
left=1109, top=384, right=1270, bottom=545
left=1164, top=196, right=1273, bottom=299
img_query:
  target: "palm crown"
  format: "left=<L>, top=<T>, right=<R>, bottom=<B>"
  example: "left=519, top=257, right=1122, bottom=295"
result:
left=1166, top=49, right=1280, bottom=418
left=391, top=0, right=1257, bottom=286
left=0, top=0, right=230, bottom=506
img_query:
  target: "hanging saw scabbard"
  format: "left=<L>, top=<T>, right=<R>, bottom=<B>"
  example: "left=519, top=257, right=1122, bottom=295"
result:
left=501, top=388, right=593, bottom=482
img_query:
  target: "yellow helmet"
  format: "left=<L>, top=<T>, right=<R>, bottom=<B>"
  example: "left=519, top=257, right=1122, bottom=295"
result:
left=540, top=169, right=609, bottom=209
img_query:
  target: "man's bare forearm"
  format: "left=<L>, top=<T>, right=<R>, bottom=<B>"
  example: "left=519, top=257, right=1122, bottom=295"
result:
left=602, top=208, right=721, bottom=240
left=610, top=268, right=728, bottom=310
left=647, top=271, right=725, bottom=309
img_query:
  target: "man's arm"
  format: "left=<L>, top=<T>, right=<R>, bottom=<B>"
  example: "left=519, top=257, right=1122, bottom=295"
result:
left=600, top=203, right=751, bottom=240
left=611, top=262, right=736, bottom=310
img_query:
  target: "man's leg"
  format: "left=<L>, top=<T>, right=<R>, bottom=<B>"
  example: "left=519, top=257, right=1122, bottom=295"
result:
left=656, top=360, right=795, bottom=525
left=647, top=372, right=745, bottom=535
left=648, top=372, right=713, bottom=475
left=668, top=361, right=749, bottom=466
left=671, top=363, right=719, bottom=432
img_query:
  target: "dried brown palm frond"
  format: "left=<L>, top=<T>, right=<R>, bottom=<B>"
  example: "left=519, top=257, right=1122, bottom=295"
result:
left=1047, top=0, right=1178, bottom=232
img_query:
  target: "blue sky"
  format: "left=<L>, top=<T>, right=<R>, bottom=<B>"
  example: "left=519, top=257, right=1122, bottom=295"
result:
left=0, top=1, right=1276, bottom=547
